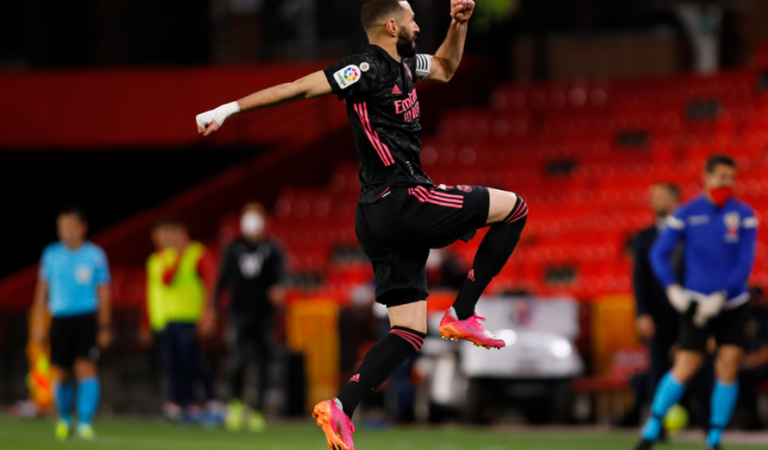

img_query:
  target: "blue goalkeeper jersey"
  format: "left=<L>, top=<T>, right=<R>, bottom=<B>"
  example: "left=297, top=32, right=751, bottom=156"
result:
left=650, top=195, right=758, bottom=308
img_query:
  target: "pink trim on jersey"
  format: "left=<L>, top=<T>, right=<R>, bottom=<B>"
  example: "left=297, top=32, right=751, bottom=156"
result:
left=353, top=102, right=391, bottom=166
left=390, top=329, right=424, bottom=351
left=362, top=102, right=395, bottom=165
left=353, top=101, right=395, bottom=166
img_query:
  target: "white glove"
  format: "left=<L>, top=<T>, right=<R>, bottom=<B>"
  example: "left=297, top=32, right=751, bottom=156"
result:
left=666, top=284, right=691, bottom=313
left=693, top=291, right=726, bottom=328
left=196, top=101, right=240, bottom=129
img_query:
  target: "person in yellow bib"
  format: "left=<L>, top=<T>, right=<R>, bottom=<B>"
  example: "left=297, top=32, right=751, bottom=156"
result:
left=145, top=217, right=222, bottom=423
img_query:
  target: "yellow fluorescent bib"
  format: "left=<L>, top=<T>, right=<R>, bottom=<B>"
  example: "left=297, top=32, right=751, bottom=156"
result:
left=146, top=243, right=207, bottom=330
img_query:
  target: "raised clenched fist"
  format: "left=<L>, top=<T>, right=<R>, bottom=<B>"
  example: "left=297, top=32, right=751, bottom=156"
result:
left=451, top=0, right=475, bottom=24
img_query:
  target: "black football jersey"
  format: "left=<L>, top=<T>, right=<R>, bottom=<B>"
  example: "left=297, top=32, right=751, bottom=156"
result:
left=323, top=44, right=435, bottom=203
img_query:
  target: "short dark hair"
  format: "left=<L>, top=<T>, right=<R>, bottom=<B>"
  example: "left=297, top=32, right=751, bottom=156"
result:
left=59, top=206, right=88, bottom=225
left=706, top=154, right=736, bottom=173
left=654, top=182, right=681, bottom=200
left=361, top=0, right=405, bottom=31
left=153, top=215, right=185, bottom=230
left=242, top=202, right=266, bottom=216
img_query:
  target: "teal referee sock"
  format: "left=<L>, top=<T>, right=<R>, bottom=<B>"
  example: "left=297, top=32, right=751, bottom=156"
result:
left=55, top=382, right=75, bottom=423
left=77, top=377, right=101, bottom=426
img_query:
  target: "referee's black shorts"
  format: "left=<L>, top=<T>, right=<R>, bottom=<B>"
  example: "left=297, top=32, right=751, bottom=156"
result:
left=50, top=312, right=99, bottom=368
left=355, top=184, right=490, bottom=307
left=678, top=302, right=750, bottom=352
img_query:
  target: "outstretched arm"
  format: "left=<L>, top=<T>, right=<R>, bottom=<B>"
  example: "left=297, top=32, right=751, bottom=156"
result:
left=423, top=0, right=475, bottom=83
left=197, top=71, right=333, bottom=136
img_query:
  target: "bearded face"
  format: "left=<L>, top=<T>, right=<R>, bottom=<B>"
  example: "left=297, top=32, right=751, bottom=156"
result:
left=396, top=26, right=418, bottom=58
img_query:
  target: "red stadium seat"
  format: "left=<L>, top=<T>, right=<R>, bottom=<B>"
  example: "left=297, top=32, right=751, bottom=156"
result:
left=212, top=67, right=768, bottom=303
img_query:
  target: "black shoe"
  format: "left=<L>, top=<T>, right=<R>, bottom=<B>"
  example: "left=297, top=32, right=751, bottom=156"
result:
left=634, top=439, right=655, bottom=450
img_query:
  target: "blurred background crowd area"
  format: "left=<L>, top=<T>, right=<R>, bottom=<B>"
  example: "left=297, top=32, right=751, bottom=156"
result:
left=1, top=0, right=767, bottom=72
left=3, top=0, right=768, bottom=429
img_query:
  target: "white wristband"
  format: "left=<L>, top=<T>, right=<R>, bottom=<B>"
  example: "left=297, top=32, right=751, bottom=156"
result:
left=196, top=101, right=240, bottom=128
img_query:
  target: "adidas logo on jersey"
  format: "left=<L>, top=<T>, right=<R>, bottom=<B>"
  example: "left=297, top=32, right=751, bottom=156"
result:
left=392, top=85, right=402, bottom=95
left=468, top=269, right=475, bottom=281
left=350, top=374, right=360, bottom=383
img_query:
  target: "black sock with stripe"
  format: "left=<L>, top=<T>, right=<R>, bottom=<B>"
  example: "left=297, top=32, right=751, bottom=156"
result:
left=335, top=326, right=425, bottom=418
left=452, top=196, right=528, bottom=320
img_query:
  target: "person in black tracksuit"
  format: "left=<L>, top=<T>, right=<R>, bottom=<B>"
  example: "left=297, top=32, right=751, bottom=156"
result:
left=625, top=183, right=684, bottom=425
left=738, top=287, right=768, bottom=428
left=212, top=203, right=285, bottom=431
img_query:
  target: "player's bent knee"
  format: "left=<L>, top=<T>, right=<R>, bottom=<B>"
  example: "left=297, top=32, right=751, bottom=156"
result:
left=390, top=318, right=427, bottom=335
left=387, top=301, right=428, bottom=334
left=498, top=196, right=529, bottom=228
left=487, top=189, right=530, bottom=226
left=389, top=326, right=426, bottom=352
left=487, top=189, right=519, bottom=224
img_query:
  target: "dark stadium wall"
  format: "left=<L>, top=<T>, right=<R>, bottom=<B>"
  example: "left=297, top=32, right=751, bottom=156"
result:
left=0, top=58, right=493, bottom=310
left=0, top=146, right=263, bottom=280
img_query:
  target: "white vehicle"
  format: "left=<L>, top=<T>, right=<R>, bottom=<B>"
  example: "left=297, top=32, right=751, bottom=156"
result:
left=417, top=297, right=584, bottom=424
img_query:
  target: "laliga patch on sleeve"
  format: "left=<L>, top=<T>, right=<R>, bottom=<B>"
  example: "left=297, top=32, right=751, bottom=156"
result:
left=333, top=65, right=362, bottom=90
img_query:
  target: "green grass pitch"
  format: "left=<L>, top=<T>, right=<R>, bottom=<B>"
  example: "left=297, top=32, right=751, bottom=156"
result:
left=0, top=416, right=765, bottom=450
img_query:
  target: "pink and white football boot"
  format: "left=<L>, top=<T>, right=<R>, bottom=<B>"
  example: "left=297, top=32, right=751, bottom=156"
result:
left=312, top=399, right=355, bottom=450
left=439, top=309, right=506, bottom=349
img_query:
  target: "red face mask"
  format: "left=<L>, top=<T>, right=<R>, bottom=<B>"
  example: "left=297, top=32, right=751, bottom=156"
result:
left=708, top=186, right=733, bottom=207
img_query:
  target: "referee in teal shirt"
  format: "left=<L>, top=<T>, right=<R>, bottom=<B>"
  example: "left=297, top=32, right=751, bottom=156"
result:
left=32, top=207, right=112, bottom=442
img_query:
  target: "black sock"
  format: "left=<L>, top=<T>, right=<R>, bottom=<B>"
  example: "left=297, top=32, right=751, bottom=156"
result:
left=335, top=326, right=426, bottom=418
left=452, top=196, right=528, bottom=320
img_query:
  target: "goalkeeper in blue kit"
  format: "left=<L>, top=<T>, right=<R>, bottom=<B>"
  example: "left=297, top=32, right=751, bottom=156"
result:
left=635, top=155, right=758, bottom=450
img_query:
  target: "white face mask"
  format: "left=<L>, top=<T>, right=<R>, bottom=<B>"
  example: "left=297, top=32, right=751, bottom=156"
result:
left=241, top=212, right=265, bottom=236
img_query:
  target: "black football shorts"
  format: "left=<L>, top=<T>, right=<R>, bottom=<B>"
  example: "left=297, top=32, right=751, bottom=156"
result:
left=678, top=302, right=749, bottom=352
left=50, top=312, right=99, bottom=368
left=355, top=184, right=490, bottom=307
